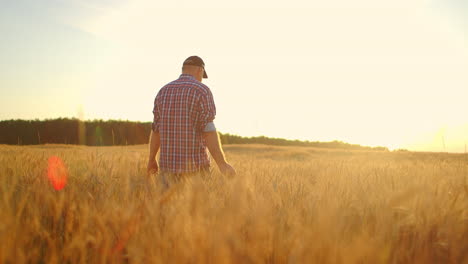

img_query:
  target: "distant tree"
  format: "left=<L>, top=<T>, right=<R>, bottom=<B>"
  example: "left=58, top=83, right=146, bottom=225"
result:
left=0, top=118, right=388, bottom=151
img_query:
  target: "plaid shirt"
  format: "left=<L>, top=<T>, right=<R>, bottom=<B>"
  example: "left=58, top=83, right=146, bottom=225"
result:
left=152, top=74, right=216, bottom=173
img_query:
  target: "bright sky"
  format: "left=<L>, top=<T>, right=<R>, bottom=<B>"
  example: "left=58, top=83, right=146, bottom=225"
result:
left=1, top=0, right=467, bottom=152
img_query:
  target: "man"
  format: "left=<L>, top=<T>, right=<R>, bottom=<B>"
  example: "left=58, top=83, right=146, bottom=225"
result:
left=147, top=56, right=236, bottom=186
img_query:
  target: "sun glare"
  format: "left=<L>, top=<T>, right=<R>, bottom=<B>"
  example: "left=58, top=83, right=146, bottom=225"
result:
left=47, top=156, right=68, bottom=191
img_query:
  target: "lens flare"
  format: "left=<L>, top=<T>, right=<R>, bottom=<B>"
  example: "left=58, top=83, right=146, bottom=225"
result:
left=47, top=156, right=68, bottom=190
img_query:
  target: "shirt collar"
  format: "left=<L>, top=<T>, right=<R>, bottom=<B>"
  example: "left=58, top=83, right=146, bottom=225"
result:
left=179, top=74, right=196, bottom=80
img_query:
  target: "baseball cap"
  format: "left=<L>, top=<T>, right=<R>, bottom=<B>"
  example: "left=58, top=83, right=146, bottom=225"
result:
left=183, top=56, right=208, bottom=78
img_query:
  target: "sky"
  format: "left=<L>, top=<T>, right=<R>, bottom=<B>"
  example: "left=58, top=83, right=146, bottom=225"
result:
left=1, top=0, right=467, bottom=152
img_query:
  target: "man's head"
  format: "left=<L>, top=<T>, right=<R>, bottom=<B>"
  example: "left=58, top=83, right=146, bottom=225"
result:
left=182, top=56, right=208, bottom=82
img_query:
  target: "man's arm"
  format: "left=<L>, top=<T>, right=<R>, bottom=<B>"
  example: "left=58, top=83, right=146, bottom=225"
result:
left=147, top=130, right=160, bottom=174
left=204, top=131, right=236, bottom=176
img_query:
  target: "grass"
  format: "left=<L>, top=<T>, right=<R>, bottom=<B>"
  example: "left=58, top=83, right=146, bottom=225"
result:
left=0, top=144, right=467, bottom=263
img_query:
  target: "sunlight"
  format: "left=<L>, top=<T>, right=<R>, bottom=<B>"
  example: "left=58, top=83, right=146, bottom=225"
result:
left=71, top=0, right=467, bottom=152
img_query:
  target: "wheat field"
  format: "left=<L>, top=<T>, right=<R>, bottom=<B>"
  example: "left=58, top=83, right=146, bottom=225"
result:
left=0, top=144, right=467, bottom=263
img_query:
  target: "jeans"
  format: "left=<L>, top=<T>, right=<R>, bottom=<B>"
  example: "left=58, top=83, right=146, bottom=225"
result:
left=158, top=167, right=212, bottom=190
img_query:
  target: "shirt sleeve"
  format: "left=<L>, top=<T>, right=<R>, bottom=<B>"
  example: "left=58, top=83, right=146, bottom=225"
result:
left=198, top=89, right=216, bottom=132
left=203, top=122, right=216, bottom=132
left=152, top=96, right=160, bottom=132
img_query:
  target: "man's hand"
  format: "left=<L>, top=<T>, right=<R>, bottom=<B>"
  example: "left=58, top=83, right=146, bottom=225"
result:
left=147, top=159, right=158, bottom=175
left=219, top=162, right=236, bottom=177
left=204, top=131, right=236, bottom=177
left=148, top=130, right=160, bottom=175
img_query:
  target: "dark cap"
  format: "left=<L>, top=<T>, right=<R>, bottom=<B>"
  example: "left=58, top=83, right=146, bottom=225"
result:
left=183, top=56, right=208, bottom=78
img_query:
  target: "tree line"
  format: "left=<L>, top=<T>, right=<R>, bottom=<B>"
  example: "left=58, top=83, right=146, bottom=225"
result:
left=0, top=118, right=388, bottom=151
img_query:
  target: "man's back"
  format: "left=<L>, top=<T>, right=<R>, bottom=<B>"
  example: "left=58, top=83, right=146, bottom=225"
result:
left=147, top=56, right=235, bottom=179
left=153, top=74, right=216, bottom=173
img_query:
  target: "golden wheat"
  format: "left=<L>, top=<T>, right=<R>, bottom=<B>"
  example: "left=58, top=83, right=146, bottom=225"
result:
left=0, top=144, right=467, bottom=263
